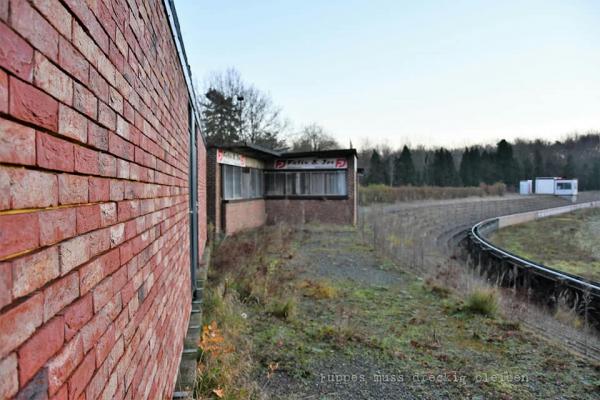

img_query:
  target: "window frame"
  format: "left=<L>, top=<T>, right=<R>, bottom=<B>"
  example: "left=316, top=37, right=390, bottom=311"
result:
left=263, top=169, right=348, bottom=199
left=221, top=164, right=265, bottom=201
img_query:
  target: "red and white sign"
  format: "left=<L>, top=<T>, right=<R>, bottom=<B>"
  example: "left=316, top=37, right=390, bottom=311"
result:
left=274, top=158, right=348, bottom=170
left=217, top=149, right=246, bottom=167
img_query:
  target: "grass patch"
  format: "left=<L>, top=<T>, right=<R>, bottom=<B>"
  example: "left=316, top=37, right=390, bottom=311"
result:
left=465, top=288, right=499, bottom=317
left=489, top=208, right=600, bottom=282
left=198, top=224, right=600, bottom=399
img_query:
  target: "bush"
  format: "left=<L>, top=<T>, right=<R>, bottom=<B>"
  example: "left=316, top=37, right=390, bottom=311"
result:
left=465, top=288, right=498, bottom=317
left=358, top=183, right=507, bottom=206
left=268, top=297, right=297, bottom=321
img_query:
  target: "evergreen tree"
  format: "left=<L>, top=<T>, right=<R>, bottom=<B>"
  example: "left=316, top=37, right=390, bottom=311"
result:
left=562, top=154, right=576, bottom=178
left=590, top=159, right=600, bottom=190
left=521, top=156, right=533, bottom=180
left=429, top=148, right=459, bottom=186
left=365, top=150, right=387, bottom=184
left=495, top=139, right=518, bottom=185
left=201, top=89, right=241, bottom=145
left=393, top=145, right=416, bottom=186
left=459, top=147, right=482, bottom=186
left=533, top=148, right=544, bottom=177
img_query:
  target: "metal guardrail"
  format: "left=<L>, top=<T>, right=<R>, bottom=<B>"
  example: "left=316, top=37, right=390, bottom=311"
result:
left=470, top=216, right=600, bottom=297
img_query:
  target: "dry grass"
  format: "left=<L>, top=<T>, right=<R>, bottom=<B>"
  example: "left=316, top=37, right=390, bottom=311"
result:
left=298, top=279, right=338, bottom=299
left=196, top=224, right=298, bottom=400
left=465, top=287, right=499, bottom=317
left=358, top=182, right=506, bottom=205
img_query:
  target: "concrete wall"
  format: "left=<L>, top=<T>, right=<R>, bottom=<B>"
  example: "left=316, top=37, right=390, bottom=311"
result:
left=497, top=201, right=600, bottom=229
left=0, top=1, right=204, bottom=398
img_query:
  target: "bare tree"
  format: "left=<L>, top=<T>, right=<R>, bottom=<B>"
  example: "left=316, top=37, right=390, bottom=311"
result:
left=291, top=123, right=340, bottom=151
left=200, top=68, right=289, bottom=149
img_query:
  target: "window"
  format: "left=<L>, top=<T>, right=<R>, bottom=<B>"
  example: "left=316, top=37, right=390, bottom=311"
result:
left=557, top=182, right=572, bottom=190
left=264, top=171, right=346, bottom=196
left=222, top=165, right=264, bottom=200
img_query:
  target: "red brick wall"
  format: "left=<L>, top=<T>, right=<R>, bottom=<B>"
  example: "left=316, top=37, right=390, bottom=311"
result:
left=0, top=1, right=203, bottom=399
left=223, top=200, right=267, bottom=235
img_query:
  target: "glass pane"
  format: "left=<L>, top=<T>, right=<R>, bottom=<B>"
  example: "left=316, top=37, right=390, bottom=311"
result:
left=310, top=172, right=324, bottom=195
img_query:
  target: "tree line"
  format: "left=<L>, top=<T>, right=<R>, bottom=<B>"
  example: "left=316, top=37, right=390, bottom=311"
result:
left=199, top=68, right=600, bottom=191
left=361, top=135, right=600, bottom=191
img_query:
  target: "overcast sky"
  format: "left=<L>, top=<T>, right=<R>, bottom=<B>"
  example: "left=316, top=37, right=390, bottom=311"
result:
left=175, top=0, right=600, bottom=149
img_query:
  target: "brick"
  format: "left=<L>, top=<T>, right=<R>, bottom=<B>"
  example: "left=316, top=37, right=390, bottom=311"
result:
left=109, top=87, right=124, bottom=114
left=73, top=82, right=97, bottom=119
left=58, top=104, right=87, bottom=143
left=99, top=203, right=117, bottom=227
left=43, top=272, right=79, bottom=322
left=88, top=122, right=109, bottom=151
left=89, top=67, right=108, bottom=102
left=68, top=352, right=95, bottom=400
left=110, top=179, right=124, bottom=201
left=58, top=174, right=88, bottom=205
left=97, top=53, right=116, bottom=86
left=31, top=0, right=72, bottom=40
left=0, top=21, right=34, bottom=81
left=74, top=146, right=100, bottom=175
left=85, top=362, right=107, bottom=400
left=0, top=1, right=7, bottom=21
left=59, top=235, right=90, bottom=275
left=47, top=335, right=83, bottom=395
left=109, top=132, right=134, bottom=161
left=0, top=69, right=6, bottom=113
left=15, top=367, right=48, bottom=400
left=9, top=168, right=58, bottom=209
left=117, top=159, right=130, bottom=179
left=110, top=223, right=125, bottom=247
left=37, top=131, right=75, bottom=172
left=98, top=101, right=116, bottom=130
left=0, top=118, right=36, bottom=166
left=10, top=0, right=59, bottom=61
left=0, top=293, right=43, bottom=358
left=18, top=316, right=64, bottom=385
left=59, top=37, right=89, bottom=85
left=12, top=246, right=60, bottom=299
left=95, top=325, right=115, bottom=367
left=0, top=354, right=18, bottom=399
left=109, top=41, right=124, bottom=73
left=87, top=228, right=110, bottom=257
left=50, top=385, right=68, bottom=400
left=92, top=276, right=113, bottom=313
left=65, top=0, right=108, bottom=52
left=89, top=177, right=110, bottom=202
left=9, top=76, right=58, bottom=130
left=0, top=212, right=39, bottom=258
left=64, top=294, right=93, bottom=341
left=0, top=262, right=11, bottom=309
left=80, top=307, right=111, bottom=353
left=39, top=208, right=77, bottom=246
left=72, top=21, right=98, bottom=63
left=34, top=52, right=73, bottom=105
left=76, top=204, right=101, bottom=234
left=79, top=259, right=104, bottom=296
left=99, top=152, right=117, bottom=177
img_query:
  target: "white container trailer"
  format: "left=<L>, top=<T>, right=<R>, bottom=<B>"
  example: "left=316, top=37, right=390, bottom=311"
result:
left=555, top=179, right=578, bottom=196
left=519, top=180, right=533, bottom=195
left=535, top=178, right=557, bottom=194
left=534, top=177, right=578, bottom=195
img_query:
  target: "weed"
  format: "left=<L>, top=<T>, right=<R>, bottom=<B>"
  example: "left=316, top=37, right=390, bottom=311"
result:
left=268, top=297, right=298, bottom=321
left=465, top=288, right=498, bottom=317
left=299, top=279, right=338, bottom=299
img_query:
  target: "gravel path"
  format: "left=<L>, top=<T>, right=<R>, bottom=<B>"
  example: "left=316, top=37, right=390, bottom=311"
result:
left=265, top=227, right=419, bottom=400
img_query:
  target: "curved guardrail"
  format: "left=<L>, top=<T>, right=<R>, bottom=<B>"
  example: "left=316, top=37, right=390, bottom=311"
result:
left=470, top=217, right=600, bottom=297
